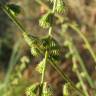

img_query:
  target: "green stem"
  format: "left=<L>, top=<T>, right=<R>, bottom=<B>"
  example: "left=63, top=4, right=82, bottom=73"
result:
left=40, top=51, right=48, bottom=96
left=35, top=0, right=96, bottom=64
left=4, top=40, right=22, bottom=84
left=35, top=0, right=64, bottom=23
left=41, top=51, right=48, bottom=84
left=64, top=33, right=94, bottom=88
left=72, top=57, right=89, bottom=96
left=48, top=0, right=57, bottom=36
left=0, top=3, right=26, bottom=33
left=52, top=0, right=57, bottom=13
left=69, top=24, right=96, bottom=63
left=49, top=60, right=85, bottom=96
left=0, top=2, right=85, bottom=96
left=74, top=46, right=94, bottom=87
left=47, top=1, right=84, bottom=95
left=48, top=27, right=52, bottom=36
left=36, top=44, right=85, bottom=95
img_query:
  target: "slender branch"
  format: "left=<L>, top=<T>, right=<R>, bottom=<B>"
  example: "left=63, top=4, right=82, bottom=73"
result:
left=66, top=37, right=89, bottom=96
left=69, top=24, right=96, bottom=63
left=41, top=51, right=48, bottom=84
left=63, top=31, right=94, bottom=88
left=0, top=3, right=26, bottom=33
left=4, top=40, right=22, bottom=84
left=49, top=60, right=85, bottom=96
left=52, top=0, right=57, bottom=13
left=72, top=57, right=89, bottom=96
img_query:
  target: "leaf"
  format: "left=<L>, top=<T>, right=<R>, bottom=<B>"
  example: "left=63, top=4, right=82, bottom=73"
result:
left=7, top=4, right=21, bottom=15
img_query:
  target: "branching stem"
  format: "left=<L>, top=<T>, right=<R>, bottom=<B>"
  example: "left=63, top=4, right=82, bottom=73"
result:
left=0, top=1, right=85, bottom=96
left=35, top=0, right=96, bottom=64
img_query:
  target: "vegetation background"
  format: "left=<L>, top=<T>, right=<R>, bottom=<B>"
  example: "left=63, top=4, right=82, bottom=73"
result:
left=0, top=0, right=96, bottom=96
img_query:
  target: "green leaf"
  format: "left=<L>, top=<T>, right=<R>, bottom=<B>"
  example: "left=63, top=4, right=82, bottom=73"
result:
left=7, top=4, right=21, bottom=15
